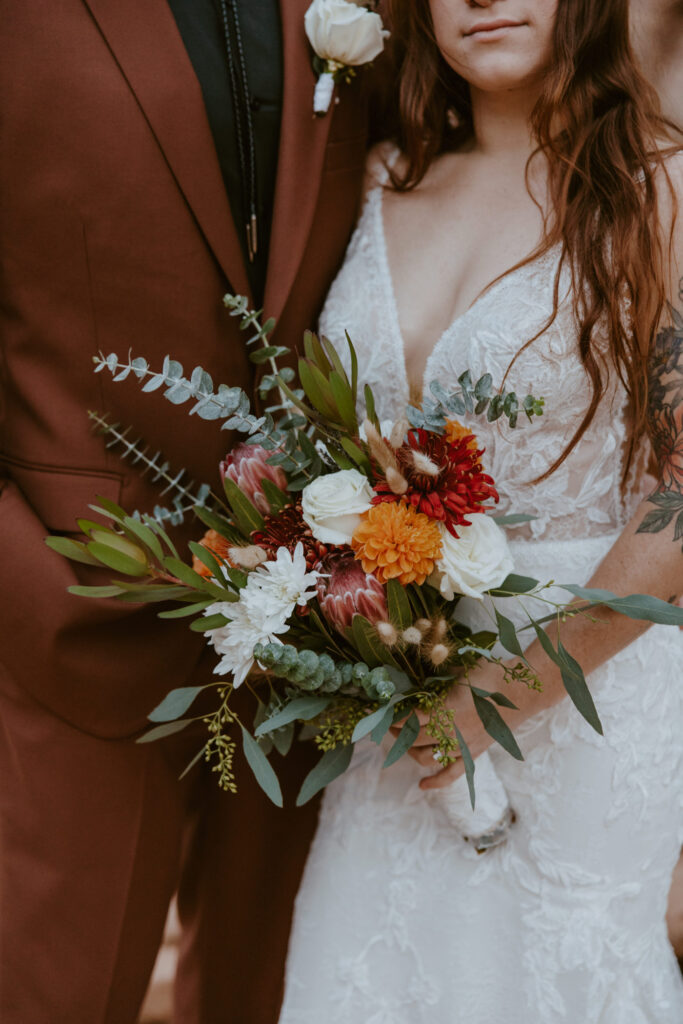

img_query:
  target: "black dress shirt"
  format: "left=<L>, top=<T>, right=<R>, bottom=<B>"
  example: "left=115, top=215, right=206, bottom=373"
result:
left=167, top=0, right=283, bottom=304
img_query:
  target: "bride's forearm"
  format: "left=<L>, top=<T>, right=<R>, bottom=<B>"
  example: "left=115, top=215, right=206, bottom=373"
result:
left=509, top=304, right=683, bottom=722
left=506, top=499, right=683, bottom=723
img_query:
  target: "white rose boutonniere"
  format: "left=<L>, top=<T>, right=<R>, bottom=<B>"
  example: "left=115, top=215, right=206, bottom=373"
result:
left=431, top=516, right=515, bottom=601
left=301, top=468, right=375, bottom=545
left=304, top=0, right=389, bottom=115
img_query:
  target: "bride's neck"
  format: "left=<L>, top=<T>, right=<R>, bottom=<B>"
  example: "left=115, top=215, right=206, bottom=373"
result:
left=468, top=85, right=541, bottom=161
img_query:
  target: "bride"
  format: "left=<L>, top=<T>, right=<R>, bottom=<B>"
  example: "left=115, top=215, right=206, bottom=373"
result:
left=279, top=1, right=683, bottom=1020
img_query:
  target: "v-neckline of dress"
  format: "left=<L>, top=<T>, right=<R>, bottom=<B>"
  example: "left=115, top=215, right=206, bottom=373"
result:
left=371, top=181, right=561, bottom=403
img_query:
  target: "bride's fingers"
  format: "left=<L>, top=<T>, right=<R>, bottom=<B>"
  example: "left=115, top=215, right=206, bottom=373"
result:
left=390, top=707, right=431, bottom=737
left=419, top=761, right=465, bottom=790
left=408, top=745, right=441, bottom=767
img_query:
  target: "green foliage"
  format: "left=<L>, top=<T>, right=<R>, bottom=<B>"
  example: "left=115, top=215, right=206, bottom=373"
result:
left=87, top=411, right=213, bottom=527
left=471, top=690, right=524, bottom=761
left=350, top=615, right=401, bottom=671
left=193, top=504, right=244, bottom=545
left=203, top=685, right=238, bottom=793
left=489, top=573, right=540, bottom=596
left=296, top=744, right=354, bottom=806
left=453, top=725, right=476, bottom=809
left=44, top=536, right=101, bottom=566
left=557, top=641, right=603, bottom=735
left=67, top=584, right=127, bottom=599
left=254, top=693, right=332, bottom=736
left=148, top=686, right=206, bottom=723
left=188, top=541, right=228, bottom=583
left=86, top=540, right=149, bottom=577
left=351, top=693, right=402, bottom=743
left=222, top=477, right=265, bottom=535
left=492, top=513, right=536, bottom=527
left=387, top=581, right=413, bottom=626
left=136, top=719, right=193, bottom=743
left=494, top=608, right=526, bottom=659
left=240, top=726, right=283, bottom=807
left=384, top=711, right=419, bottom=767
left=560, top=584, right=683, bottom=626
left=407, top=372, right=544, bottom=434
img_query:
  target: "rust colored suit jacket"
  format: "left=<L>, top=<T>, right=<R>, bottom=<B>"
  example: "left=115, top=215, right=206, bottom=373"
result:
left=0, top=0, right=372, bottom=738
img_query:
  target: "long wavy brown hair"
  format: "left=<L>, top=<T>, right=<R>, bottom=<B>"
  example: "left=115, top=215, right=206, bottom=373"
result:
left=386, top=0, right=680, bottom=481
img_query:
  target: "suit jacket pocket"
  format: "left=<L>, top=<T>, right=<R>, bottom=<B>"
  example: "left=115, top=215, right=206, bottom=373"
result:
left=0, top=455, right=122, bottom=533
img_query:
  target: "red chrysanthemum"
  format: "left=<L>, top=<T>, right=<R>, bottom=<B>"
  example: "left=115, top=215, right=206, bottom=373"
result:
left=251, top=501, right=332, bottom=570
left=372, top=428, right=498, bottom=536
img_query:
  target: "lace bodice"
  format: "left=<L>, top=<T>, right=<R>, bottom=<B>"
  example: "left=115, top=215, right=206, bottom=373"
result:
left=319, top=164, right=651, bottom=541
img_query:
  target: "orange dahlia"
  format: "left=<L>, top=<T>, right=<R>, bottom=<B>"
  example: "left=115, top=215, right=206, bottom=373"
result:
left=192, top=529, right=233, bottom=578
left=351, top=503, right=442, bottom=586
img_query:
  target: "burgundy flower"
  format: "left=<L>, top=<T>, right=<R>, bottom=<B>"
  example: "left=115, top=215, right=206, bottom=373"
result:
left=372, top=428, right=499, bottom=537
left=220, top=443, right=287, bottom=515
left=316, top=552, right=388, bottom=633
left=252, top=501, right=330, bottom=570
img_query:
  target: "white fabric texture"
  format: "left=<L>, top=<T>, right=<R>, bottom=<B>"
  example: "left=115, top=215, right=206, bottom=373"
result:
left=278, top=157, right=683, bottom=1024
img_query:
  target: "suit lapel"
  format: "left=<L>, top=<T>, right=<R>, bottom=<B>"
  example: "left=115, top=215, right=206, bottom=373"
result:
left=264, top=0, right=335, bottom=325
left=82, top=0, right=251, bottom=301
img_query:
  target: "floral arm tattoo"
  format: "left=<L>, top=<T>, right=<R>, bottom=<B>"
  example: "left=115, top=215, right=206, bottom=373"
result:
left=636, top=288, right=683, bottom=548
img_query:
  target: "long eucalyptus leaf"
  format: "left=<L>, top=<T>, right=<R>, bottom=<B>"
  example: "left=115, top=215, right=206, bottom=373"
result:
left=149, top=686, right=206, bottom=723
left=240, top=726, right=283, bottom=807
left=254, top=695, right=331, bottom=736
left=352, top=695, right=401, bottom=744
left=471, top=692, right=523, bottom=760
left=136, top=719, right=192, bottom=743
left=453, top=725, right=476, bottom=809
left=557, top=641, right=603, bottom=735
left=494, top=608, right=526, bottom=658
left=296, top=744, right=353, bottom=806
left=560, top=585, right=683, bottom=626
left=490, top=573, right=540, bottom=596
left=384, top=711, right=419, bottom=767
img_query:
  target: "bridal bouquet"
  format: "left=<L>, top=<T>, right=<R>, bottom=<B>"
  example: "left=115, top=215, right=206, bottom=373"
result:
left=47, top=296, right=683, bottom=844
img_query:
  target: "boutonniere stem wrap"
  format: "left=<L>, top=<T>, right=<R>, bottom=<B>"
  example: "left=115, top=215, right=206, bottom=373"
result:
left=305, top=0, right=389, bottom=116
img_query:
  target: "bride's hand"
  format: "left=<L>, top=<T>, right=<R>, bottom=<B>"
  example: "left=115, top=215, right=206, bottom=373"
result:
left=393, top=661, right=513, bottom=791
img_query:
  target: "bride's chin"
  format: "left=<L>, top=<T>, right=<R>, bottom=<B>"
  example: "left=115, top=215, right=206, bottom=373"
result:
left=448, top=59, right=548, bottom=97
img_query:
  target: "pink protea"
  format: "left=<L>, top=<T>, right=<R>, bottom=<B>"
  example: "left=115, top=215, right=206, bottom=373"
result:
left=316, top=552, right=388, bottom=633
left=220, top=443, right=287, bottom=516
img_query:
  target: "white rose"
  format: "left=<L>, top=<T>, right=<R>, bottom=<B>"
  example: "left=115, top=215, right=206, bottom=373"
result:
left=432, top=516, right=514, bottom=601
left=301, top=469, right=375, bottom=545
left=305, top=0, right=389, bottom=66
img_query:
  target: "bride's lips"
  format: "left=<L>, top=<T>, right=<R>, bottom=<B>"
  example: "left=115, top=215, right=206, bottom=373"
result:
left=464, top=19, right=526, bottom=39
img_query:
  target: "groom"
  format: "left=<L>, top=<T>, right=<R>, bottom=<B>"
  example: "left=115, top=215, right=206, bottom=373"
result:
left=0, top=1, right=380, bottom=1021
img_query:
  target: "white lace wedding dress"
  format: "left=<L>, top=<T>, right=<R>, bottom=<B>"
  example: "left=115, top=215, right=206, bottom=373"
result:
left=278, top=160, right=683, bottom=1024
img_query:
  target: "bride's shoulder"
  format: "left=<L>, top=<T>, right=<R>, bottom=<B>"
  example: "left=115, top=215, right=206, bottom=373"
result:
left=362, top=141, right=403, bottom=198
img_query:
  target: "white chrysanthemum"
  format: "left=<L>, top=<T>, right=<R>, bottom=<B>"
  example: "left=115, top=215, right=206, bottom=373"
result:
left=204, top=544, right=321, bottom=687
left=250, top=542, right=322, bottom=610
